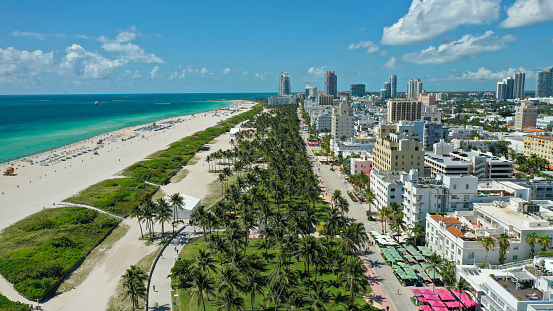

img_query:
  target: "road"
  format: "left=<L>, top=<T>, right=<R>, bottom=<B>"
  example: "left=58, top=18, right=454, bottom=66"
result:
left=301, top=129, right=417, bottom=311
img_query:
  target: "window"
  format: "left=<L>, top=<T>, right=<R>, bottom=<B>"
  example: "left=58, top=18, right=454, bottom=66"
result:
left=458, top=249, right=461, bottom=255
left=453, top=184, right=457, bottom=190
left=466, top=184, right=470, bottom=189
left=468, top=252, right=475, bottom=259
left=513, top=246, right=518, bottom=250
left=513, top=255, right=518, bottom=260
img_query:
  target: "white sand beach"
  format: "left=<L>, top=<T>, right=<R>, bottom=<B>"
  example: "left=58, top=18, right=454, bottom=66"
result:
left=0, top=100, right=256, bottom=309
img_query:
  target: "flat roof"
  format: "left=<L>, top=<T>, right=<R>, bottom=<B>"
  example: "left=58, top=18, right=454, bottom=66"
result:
left=371, top=170, right=405, bottom=183
left=475, top=202, right=552, bottom=231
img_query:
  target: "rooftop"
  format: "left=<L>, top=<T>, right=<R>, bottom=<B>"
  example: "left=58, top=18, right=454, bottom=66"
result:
left=494, top=277, right=543, bottom=301
left=371, top=170, right=405, bottom=183
left=446, top=226, right=464, bottom=237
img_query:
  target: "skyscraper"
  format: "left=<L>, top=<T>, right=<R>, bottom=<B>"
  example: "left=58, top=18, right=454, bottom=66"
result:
left=504, top=77, right=515, bottom=99
left=536, top=67, right=553, bottom=98
left=513, top=72, right=525, bottom=99
left=350, top=84, right=365, bottom=97
left=407, top=79, right=423, bottom=99
left=496, top=82, right=507, bottom=100
left=278, top=72, right=291, bottom=96
left=325, top=71, right=337, bottom=97
left=390, top=75, right=397, bottom=98
left=384, top=82, right=391, bottom=99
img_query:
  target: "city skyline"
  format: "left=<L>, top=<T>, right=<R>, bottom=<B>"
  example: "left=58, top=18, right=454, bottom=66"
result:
left=0, top=0, right=552, bottom=94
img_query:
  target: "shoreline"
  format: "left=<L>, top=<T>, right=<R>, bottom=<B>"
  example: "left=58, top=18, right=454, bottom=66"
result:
left=0, top=100, right=256, bottom=231
left=0, top=100, right=236, bottom=166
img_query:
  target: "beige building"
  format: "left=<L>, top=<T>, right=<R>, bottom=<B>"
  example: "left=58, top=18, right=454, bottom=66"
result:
left=331, top=101, right=355, bottom=139
left=318, top=94, right=334, bottom=105
left=515, top=101, right=538, bottom=130
left=387, top=99, right=422, bottom=123
left=372, top=125, right=425, bottom=175
left=524, top=134, right=553, bottom=167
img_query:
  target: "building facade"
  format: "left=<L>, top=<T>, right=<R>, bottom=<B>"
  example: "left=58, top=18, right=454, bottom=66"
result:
left=524, top=134, right=553, bottom=167
left=536, top=67, right=553, bottom=98
left=372, top=134, right=425, bottom=175
left=370, top=170, right=407, bottom=212
left=407, top=78, right=423, bottom=99
left=514, top=71, right=525, bottom=99
left=350, top=84, right=365, bottom=97
left=331, top=101, right=355, bottom=139
left=325, top=71, right=337, bottom=97
left=515, top=101, right=538, bottom=130
left=390, top=75, right=397, bottom=98
left=387, top=99, right=422, bottom=122
left=278, top=72, right=291, bottom=96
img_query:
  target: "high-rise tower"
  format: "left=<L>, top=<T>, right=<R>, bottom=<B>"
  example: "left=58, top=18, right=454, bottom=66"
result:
left=536, top=67, right=553, bottom=98
left=513, top=72, right=525, bottom=99
left=278, top=72, right=291, bottom=96
left=390, top=75, right=397, bottom=98
left=407, top=79, right=422, bottom=99
left=325, top=71, right=337, bottom=97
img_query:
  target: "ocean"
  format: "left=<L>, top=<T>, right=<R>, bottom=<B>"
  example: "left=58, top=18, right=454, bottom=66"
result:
left=1, top=93, right=272, bottom=164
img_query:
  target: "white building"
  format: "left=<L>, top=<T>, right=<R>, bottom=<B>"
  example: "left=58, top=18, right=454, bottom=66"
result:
left=426, top=198, right=553, bottom=265
left=425, top=150, right=513, bottom=178
left=268, top=95, right=295, bottom=105
left=333, top=137, right=375, bottom=157
left=370, top=170, right=408, bottom=212
left=350, top=152, right=373, bottom=175
left=331, top=101, right=355, bottom=139
left=402, top=173, right=478, bottom=227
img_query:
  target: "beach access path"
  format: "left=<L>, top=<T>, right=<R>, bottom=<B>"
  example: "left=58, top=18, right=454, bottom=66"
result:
left=0, top=101, right=254, bottom=309
left=302, top=129, right=418, bottom=311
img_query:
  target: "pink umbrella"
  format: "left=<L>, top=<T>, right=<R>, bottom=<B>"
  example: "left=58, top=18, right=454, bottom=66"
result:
left=428, top=300, right=447, bottom=308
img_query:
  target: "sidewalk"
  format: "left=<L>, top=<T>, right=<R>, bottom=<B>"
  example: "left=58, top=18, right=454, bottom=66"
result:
left=147, top=225, right=200, bottom=311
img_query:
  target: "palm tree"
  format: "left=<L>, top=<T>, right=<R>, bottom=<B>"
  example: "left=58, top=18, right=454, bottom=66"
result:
left=122, top=265, right=147, bottom=310
left=426, top=254, right=443, bottom=289
left=156, top=198, right=172, bottom=236
left=193, top=249, right=218, bottom=274
left=309, top=282, right=331, bottom=311
left=169, top=193, right=185, bottom=230
left=455, top=277, right=472, bottom=311
left=525, top=232, right=538, bottom=258
left=187, top=270, right=216, bottom=311
left=480, top=237, right=496, bottom=263
left=539, top=234, right=553, bottom=252
left=338, top=258, right=368, bottom=301
left=214, top=290, right=244, bottom=311
left=242, top=267, right=265, bottom=311
left=129, top=205, right=145, bottom=238
left=217, top=265, right=241, bottom=294
left=498, top=233, right=511, bottom=265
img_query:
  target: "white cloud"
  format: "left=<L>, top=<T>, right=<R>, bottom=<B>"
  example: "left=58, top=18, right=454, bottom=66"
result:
left=98, top=30, right=163, bottom=63
left=500, top=0, right=553, bottom=28
left=381, top=0, right=500, bottom=45
left=0, top=47, right=54, bottom=83
left=222, top=67, right=231, bottom=74
left=402, top=31, right=516, bottom=64
left=74, top=35, right=90, bottom=39
left=381, top=57, right=398, bottom=70
left=59, top=44, right=125, bottom=78
left=12, top=31, right=46, bottom=40
left=347, top=41, right=379, bottom=54
left=242, top=71, right=249, bottom=75
left=254, top=72, right=268, bottom=80
left=200, top=67, right=209, bottom=74
left=149, top=66, right=160, bottom=79
left=305, top=66, right=327, bottom=80
left=430, top=67, right=532, bottom=81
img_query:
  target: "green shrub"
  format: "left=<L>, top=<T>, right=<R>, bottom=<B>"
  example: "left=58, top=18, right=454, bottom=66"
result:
left=0, top=293, right=29, bottom=311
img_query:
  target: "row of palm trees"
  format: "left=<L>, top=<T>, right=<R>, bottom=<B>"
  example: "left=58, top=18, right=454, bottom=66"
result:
left=479, top=233, right=513, bottom=265
left=130, top=193, right=186, bottom=238
left=169, top=105, right=373, bottom=310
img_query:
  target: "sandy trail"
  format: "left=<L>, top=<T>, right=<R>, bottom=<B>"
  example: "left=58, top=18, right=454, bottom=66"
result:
left=0, top=101, right=255, bottom=308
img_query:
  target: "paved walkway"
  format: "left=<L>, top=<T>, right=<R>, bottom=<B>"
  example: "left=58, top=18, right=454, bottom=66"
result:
left=147, top=225, right=201, bottom=311
left=302, top=130, right=417, bottom=311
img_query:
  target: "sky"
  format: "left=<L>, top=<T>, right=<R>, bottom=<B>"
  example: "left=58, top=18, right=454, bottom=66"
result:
left=0, top=0, right=552, bottom=95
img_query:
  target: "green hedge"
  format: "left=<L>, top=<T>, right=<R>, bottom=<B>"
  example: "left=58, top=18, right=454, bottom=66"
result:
left=0, top=207, right=119, bottom=300
left=123, top=104, right=263, bottom=184
left=0, top=294, right=29, bottom=311
left=65, top=178, right=157, bottom=217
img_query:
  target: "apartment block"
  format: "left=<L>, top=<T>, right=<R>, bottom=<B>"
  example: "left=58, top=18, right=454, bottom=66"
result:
left=524, top=134, right=553, bottom=167
left=387, top=99, right=422, bottom=123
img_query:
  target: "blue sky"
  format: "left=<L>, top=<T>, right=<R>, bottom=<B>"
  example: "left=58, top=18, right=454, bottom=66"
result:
left=0, top=0, right=552, bottom=94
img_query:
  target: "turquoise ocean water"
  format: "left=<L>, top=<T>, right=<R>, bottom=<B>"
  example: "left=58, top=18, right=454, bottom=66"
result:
left=1, top=93, right=272, bottom=164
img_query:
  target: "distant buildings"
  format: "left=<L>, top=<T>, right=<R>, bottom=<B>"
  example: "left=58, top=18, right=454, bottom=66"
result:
left=387, top=99, right=422, bottom=123
left=318, top=94, right=334, bottom=105
left=390, top=75, right=397, bottom=98
left=424, top=150, right=513, bottom=178
left=407, top=78, right=423, bottom=99
left=331, top=100, right=355, bottom=139
left=515, top=101, right=538, bottom=130
left=536, top=67, right=553, bottom=98
left=325, top=71, right=337, bottom=97
left=350, top=84, right=365, bottom=97
left=496, top=73, right=525, bottom=100
left=305, top=83, right=318, bottom=98
left=278, top=72, right=291, bottom=96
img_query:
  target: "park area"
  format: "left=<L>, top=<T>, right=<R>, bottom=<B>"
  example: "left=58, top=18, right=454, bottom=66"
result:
left=171, top=237, right=376, bottom=311
left=0, top=206, right=119, bottom=300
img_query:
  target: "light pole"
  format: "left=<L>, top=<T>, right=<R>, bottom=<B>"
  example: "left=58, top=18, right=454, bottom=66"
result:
left=174, top=293, right=179, bottom=311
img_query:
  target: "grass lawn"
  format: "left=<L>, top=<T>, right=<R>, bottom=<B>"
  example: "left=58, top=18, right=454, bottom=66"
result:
left=64, top=177, right=157, bottom=217
left=0, top=294, right=29, bottom=311
left=172, top=237, right=374, bottom=311
left=0, top=206, right=120, bottom=300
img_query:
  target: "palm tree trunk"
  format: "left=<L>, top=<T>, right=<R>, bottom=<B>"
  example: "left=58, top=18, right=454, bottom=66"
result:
left=137, top=220, right=144, bottom=238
